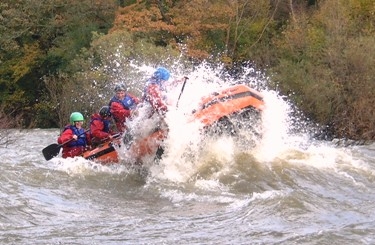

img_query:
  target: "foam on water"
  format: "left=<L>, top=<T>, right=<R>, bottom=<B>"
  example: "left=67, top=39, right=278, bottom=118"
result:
left=51, top=157, right=129, bottom=176
left=50, top=61, right=373, bottom=197
left=139, top=64, right=281, bottom=185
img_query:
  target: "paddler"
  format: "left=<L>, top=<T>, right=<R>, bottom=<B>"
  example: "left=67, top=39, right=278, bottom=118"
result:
left=57, top=112, right=90, bottom=158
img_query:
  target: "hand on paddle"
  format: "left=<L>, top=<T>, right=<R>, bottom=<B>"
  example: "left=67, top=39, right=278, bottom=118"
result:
left=42, top=129, right=90, bottom=161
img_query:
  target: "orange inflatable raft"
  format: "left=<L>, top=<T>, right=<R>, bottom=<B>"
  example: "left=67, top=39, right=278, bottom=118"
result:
left=123, top=84, right=264, bottom=163
left=82, top=139, right=120, bottom=164
left=82, top=84, right=264, bottom=165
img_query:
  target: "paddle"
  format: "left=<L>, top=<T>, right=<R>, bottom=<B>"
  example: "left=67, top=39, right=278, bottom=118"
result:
left=176, top=76, right=188, bottom=108
left=42, top=130, right=90, bottom=161
left=92, top=132, right=122, bottom=146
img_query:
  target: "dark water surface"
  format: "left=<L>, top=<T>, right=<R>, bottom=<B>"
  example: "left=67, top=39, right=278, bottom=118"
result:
left=1, top=128, right=375, bottom=245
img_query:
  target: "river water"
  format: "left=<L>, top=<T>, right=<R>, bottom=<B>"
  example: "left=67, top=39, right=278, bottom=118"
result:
left=1, top=74, right=375, bottom=244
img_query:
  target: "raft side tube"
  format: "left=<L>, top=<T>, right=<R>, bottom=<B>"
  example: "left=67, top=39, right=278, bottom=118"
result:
left=193, top=84, right=264, bottom=126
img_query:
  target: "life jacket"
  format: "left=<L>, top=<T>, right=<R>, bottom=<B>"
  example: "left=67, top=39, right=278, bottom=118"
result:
left=63, top=125, right=87, bottom=147
left=90, top=116, right=110, bottom=134
left=109, top=95, right=137, bottom=110
left=142, top=77, right=167, bottom=102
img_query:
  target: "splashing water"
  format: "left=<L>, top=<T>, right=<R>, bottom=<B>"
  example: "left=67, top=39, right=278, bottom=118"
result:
left=254, top=90, right=294, bottom=162
left=57, top=61, right=359, bottom=187
left=113, top=63, right=303, bottom=184
left=9, top=63, right=374, bottom=244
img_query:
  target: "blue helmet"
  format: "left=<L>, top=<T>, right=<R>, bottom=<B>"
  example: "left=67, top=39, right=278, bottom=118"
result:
left=153, top=67, right=170, bottom=81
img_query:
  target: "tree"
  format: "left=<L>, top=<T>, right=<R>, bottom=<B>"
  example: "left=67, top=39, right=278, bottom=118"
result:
left=111, top=0, right=278, bottom=65
left=0, top=0, right=117, bottom=127
left=271, top=0, right=375, bottom=140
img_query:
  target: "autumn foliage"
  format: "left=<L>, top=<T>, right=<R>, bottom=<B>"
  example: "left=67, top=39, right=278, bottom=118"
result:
left=2, top=0, right=375, bottom=141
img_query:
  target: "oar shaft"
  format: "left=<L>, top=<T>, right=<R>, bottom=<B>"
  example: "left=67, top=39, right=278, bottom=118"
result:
left=176, top=77, right=188, bottom=107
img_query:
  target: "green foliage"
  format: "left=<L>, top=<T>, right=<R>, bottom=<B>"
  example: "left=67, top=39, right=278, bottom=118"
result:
left=272, top=0, right=375, bottom=139
left=33, top=101, right=59, bottom=128
left=1, top=0, right=375, bottom=140
left=0, top=0, right=118, bottom=128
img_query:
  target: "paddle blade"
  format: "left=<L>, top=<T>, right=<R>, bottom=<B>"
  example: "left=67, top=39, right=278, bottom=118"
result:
left=42, top=143, right=62, bottom=161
